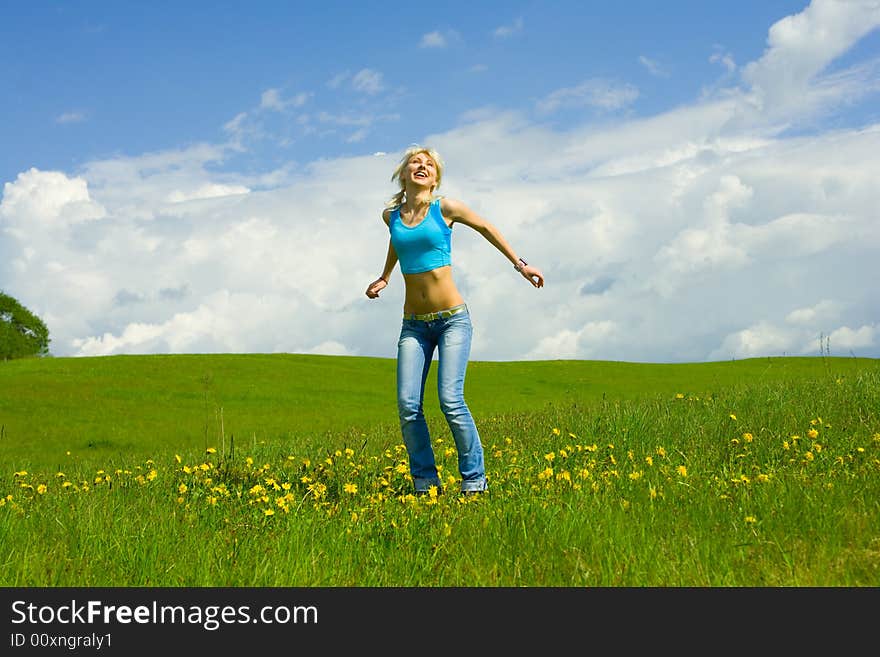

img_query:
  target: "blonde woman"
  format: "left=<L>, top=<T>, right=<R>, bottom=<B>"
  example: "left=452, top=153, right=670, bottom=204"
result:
left=365, top=145, right=544, bottom=495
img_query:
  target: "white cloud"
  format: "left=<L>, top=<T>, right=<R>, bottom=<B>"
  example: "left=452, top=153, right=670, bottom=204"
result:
left=734, top=0, right=880, bottom=129
left=493, top=17, right=523, bottom=39
left=0, top=168, right=105, bottom=232
left=351, top=69, right=384, bottom=94
left=56, top=111, right=86, bottom=124
left=537, top=79, right=639, bottom=114
left=420, top=31, right=447, bottom=48
left=786, top=300, right=841, bottom=325
left=638, top=55, right=668, bottom=78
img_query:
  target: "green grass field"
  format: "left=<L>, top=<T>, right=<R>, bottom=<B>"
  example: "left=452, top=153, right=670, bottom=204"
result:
left=1, top=353, right=878, bottom=586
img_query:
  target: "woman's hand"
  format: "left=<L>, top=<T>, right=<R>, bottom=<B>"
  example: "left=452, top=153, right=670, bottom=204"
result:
left=365, top=277, right=388, bottom=299
left=520, top=265, right=544, bottom=288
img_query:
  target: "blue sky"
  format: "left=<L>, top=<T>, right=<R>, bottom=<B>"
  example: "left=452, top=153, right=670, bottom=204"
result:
left=2, top=1, right=824, bottom=181
left=2, top=1, right=879, bottom=362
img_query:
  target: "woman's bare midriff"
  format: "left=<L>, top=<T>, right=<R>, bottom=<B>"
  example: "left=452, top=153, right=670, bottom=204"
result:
left=402, top=266, right=465, bottom=314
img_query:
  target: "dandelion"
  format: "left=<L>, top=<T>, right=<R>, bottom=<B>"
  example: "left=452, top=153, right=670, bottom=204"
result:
left=677, top=465, right=688, bottom=477
left=743, top=432, right=753, bottom=443
left=344, top=483, right=358, bottom=495
left=175, top=454, right=182, bottom=463
left=345, top=448, right=354, bottom=458
left=657, top=447, right=667, bottom=458
left=744, top=516, right=757, bottom=524
left=805, top=452, right=814, bottom=462
left=645, top=456, right=654, bottom=467
left=13, top=471, right=27, bottom=478
left=649, top=486, right=657, bottom=499
left=807, top=429, right=818, bottom=439
left=544, top=452, right=555, bottom=462
left=552, top=428, right=560, bottom=436
left=36, top=484, right=47, bottom=495
left=427, top=485, right=439, bottom=498
left=264, top=508, right=275, bottom=517
left=675, top=393, right=684, bottom=399
left=729, top=414, right=737, bottom=421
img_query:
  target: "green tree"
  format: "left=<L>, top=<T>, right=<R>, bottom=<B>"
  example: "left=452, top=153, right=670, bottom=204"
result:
left=0, top=291, right=51, bottom=360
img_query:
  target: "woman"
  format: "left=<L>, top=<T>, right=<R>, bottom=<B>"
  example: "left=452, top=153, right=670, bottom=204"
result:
left=365, top=145, right=544, bottom=495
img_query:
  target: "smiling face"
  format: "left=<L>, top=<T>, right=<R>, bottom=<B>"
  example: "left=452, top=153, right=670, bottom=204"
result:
left=405, top=151, right=438, bottom=190
left=391, top=146, right=444, bottom=199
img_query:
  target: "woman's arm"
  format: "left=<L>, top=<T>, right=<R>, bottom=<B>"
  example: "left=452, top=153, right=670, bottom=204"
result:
left=441, top=197, right=544, bottom=288
left=365, top=210, right=398, bottom=299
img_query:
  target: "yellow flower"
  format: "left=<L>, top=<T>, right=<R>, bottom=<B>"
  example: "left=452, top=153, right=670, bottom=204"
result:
left=544, top=452, right=555, bottom=462
left=744, top=516, right=757, bottom=524
left=649, top=487, right=658, bottom=499
left=206, top=447, right=217, bottom=454
left=36, top=484, right=47, bottom=495
left=13, top=471, right=27, bottom=478
left=344, top=483, right=358, bottom=494
left=676, top=465, right=688, bottom=477
left=645, top=456, right=654, bottom=467
left=675, top=393, right=684, bottom=399
left=742, top=432, right=753, bottom=443
left=807, top=429, right=819, bottom=439
left=345, top=448, right=354, bottom=458
left=427, top=485, right=439, bottom=498
left=264, top=508, right=275, bottom=516
left=729, top=414, right=737, bottom=421
left=656, top=446, right=667, bottom=458
left=552, top=428, right=561, bottom=436
left=175, top=454, right=182, bottom=463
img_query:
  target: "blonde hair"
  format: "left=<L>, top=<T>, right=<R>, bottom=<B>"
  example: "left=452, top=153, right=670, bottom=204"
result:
left=385, top=144, right=445, bottom=209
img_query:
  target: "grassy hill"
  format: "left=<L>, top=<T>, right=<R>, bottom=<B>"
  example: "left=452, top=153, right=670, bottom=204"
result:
left=1, top=353, right=875, bottom=469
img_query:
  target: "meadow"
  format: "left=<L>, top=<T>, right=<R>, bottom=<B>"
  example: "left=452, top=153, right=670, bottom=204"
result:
left=1, top=353, right=878, bottom=586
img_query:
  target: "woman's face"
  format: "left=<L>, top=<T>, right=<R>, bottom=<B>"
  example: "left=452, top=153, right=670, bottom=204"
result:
left=404, top=152, right=437, bottom=190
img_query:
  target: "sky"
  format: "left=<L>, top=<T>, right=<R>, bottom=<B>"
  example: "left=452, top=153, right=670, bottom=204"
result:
left=1, top=0, right=879, bottom=363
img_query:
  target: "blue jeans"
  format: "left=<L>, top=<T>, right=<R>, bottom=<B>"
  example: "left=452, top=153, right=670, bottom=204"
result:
left=397, top=307, right=487, bottom=493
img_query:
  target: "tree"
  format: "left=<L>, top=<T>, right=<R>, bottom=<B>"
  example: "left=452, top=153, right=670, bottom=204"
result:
left=0, top=291, right=51, bottom=360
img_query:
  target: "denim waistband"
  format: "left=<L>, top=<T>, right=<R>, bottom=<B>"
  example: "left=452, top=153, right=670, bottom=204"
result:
left=403, top=303, right=468, bottom=321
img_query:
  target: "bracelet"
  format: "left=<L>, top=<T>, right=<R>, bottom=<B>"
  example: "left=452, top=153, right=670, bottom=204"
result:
left=513, top=258, right=527, bottom=272
left=378, top=275, right=388, bottom=283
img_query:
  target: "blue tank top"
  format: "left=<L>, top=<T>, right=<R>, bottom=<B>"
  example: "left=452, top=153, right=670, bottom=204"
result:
left=389, top=198, right=452, bottom=274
